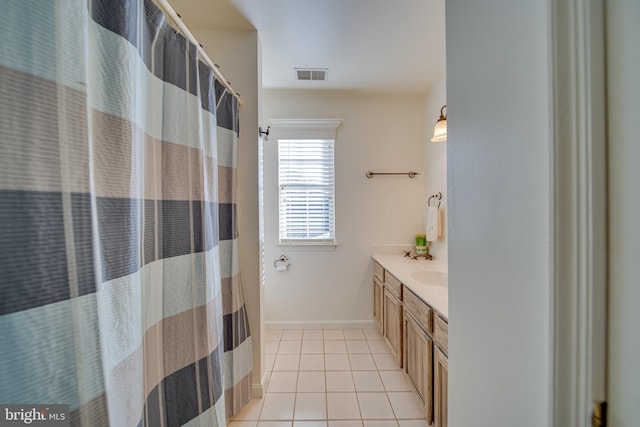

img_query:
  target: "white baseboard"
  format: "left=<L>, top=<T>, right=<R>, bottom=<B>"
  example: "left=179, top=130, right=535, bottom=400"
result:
left=251, top=371, right=269, bottom=399
left=265, top=320, right=375, bottom=330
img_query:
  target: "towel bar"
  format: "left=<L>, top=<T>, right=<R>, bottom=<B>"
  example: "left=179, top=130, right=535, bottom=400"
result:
left=366, top=171, right=420, bottom=178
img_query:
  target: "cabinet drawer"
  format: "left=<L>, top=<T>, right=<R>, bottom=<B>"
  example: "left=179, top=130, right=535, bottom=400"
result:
left=385, top=272, right=402, bottom=300
left=403, top=287, right=432, bottom=334
left=434, top=314, right=448, bottom=355
left=374, top=261, right=385, bottom=282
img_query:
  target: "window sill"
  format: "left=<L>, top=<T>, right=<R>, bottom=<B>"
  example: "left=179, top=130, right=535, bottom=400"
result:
left=278, top=242, right=339, bottom=251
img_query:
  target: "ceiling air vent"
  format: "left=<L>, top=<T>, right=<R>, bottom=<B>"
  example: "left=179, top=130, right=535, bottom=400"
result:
left=295, top=68, right=328, bottom=81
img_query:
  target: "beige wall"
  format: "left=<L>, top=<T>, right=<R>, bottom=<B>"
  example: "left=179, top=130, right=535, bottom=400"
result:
left=194, top=29, right=265, bottom=395
left=423, top=77, right=447, bottom=263
left=262, top=89, right=427, bottom=326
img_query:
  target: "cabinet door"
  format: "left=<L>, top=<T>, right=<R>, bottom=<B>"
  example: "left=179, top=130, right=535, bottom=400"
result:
left=373, top=278, right=384, bottom=335
left=434, top=346, right=448, bottom=427
left=404, top=312, right=433, bottom=423
left=383, top=289, right=403, bottom=367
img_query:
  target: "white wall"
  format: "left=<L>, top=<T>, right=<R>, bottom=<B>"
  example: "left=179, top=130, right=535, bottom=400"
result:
left=446, top=1, right=552, bottom=425
left=193, top=29, right=265, bottom=393
left=423, top=77, right=447, bottom=263
left=262, top=89, right=426, bottom=325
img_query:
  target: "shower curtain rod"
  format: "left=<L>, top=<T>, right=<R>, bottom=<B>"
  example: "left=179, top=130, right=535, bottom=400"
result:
left=156, top=0, right=244, bottom=107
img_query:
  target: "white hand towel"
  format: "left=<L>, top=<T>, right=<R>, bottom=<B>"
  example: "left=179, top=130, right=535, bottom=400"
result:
left=426, top=206, right=440, bottom=242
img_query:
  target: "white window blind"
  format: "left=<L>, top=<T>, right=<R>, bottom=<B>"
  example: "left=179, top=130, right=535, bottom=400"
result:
left=278, top=139, right=336, bottom=244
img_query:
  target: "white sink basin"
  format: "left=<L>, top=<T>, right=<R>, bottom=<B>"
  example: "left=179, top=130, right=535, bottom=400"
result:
left=409, top=270, right=448, bottom=287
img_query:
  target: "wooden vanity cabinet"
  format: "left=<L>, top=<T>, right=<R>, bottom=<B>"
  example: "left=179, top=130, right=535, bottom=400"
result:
left=434, top=346, right=448, bottom=427
left=383, top=271, right=403, bottom=367
left=373, top=261, right=385, bottom=334
left=404, top=310, right=434, bottom=423
left=434, top=314, right=448, bottom=427
left=383, top=287, right=403, bottom=367
left=374, top=261, right=384, bottom=282
left=403, top=287, right=434, bottom=423
left=373, top=276, right=384, bottom=334
left=373, top=261, right=448, bottom=425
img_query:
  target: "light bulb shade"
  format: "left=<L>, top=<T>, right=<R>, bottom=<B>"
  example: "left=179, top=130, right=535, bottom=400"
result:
left=430, top=118, right=447, bottom=142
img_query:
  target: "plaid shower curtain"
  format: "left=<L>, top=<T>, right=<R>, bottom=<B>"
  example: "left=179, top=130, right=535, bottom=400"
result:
left=0, top=0, right=252, bottom=425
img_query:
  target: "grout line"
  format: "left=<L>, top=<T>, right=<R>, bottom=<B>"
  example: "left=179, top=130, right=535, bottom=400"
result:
left=291, top=365, right=300, bottom=421
left=324, top=362, right=329, bottom=425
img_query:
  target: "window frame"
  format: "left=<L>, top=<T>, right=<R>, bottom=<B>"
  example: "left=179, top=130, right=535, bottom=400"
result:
left=269, top=119, right=342, bottom=247
left=278, top=138, right=336, bottom=245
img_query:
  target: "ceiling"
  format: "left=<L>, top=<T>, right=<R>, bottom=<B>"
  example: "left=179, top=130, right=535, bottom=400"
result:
left=168, top=0, right=445, bottom=93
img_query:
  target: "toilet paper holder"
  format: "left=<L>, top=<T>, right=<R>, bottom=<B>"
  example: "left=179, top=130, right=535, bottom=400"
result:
left=274, top=255, right=290, bottom=270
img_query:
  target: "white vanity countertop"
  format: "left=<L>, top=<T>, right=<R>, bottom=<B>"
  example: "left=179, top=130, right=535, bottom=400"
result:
left=372, top=246, right=448, bottom=319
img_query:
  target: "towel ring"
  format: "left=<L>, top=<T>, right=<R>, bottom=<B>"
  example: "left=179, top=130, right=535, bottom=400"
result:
left=428, top=192, right=442, bottom=208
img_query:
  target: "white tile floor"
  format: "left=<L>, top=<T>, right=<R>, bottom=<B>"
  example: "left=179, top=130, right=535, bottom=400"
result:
left=229, top=328, right=428, bottom=427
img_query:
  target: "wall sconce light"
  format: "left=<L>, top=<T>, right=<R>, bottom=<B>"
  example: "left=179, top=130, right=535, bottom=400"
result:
left=430, top=105, right=447, bottom=142
left=259, top=126, right=270, bottom=142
